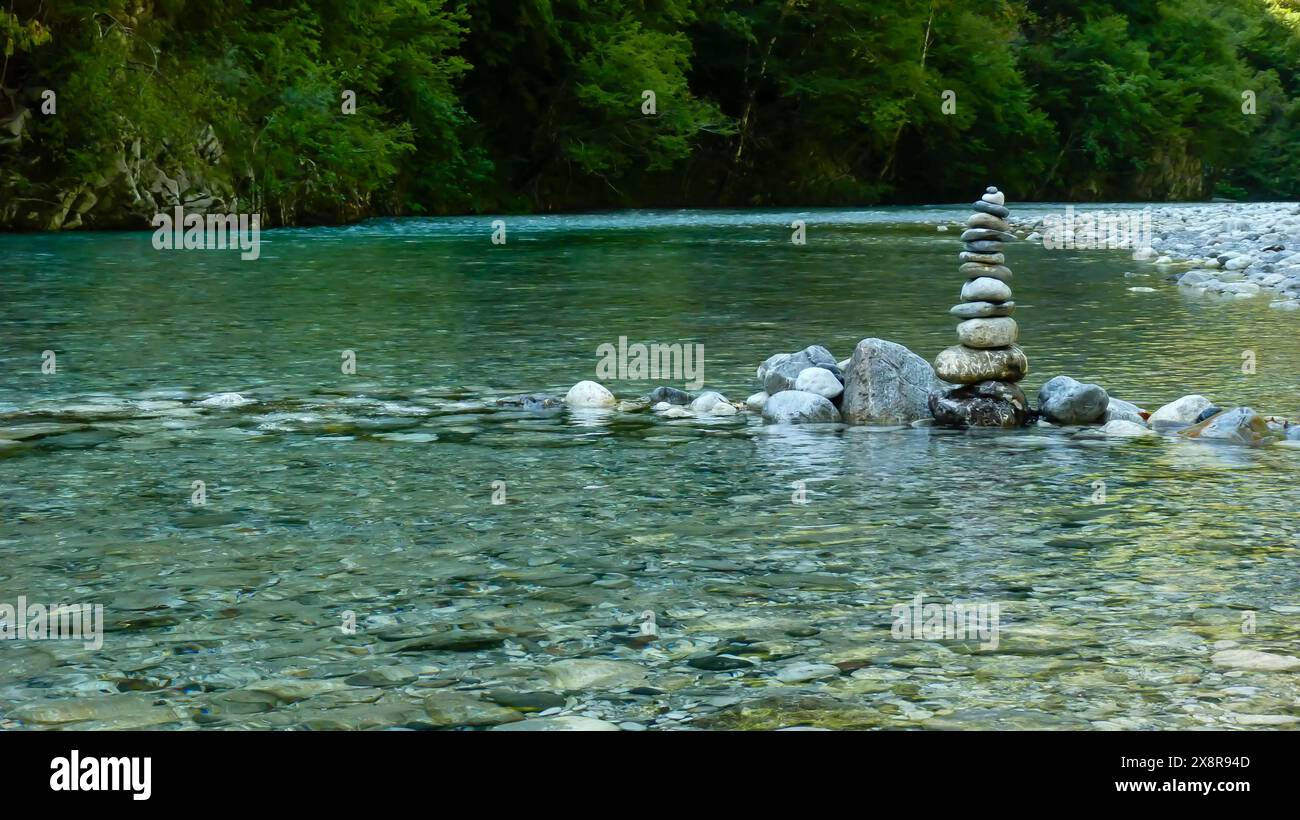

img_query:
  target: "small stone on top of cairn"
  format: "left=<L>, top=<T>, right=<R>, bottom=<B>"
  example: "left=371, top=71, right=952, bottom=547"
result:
left=929, top=186, right=1030, bottom=428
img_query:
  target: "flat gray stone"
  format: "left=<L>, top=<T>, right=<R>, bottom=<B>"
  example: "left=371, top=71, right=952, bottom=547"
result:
left=959, top=262, right=1013, bottom=281
left=950, top=300, right=1014, bottom=319
left=956, top=317, right=1018, bottom=348
left=961, top=277, right=1013, bottom=303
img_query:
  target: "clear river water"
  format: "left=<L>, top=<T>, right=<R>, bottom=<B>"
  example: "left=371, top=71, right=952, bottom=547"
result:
left=1, top=206, right=1298, bottom=730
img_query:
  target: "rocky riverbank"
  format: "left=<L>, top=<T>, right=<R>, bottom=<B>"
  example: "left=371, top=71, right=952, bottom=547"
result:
left=555, top=336, right=1300, bottom=448
left=553, top=194, right=1300, bottom=444
left=1009, top=202, right=1300, bottom=308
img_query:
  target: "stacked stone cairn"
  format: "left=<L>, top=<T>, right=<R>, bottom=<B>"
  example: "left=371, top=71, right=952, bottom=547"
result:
left=928, top=186, right=1030, bottom=428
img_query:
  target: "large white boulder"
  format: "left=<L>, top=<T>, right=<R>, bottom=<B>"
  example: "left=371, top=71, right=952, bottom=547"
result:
left=563, top=380, right=616, bottom=408
left=1148, top=394, right=1213, bottom=426
left=794, top=367, right=844, bottom=399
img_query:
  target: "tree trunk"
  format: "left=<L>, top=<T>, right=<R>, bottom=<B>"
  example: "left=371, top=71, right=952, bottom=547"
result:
left=878, top=2, right=935, bottom=184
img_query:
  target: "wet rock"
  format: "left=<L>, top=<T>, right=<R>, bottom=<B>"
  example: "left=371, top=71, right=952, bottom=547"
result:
left=198, top=690, right=282, bottom=721
left=950, top=300, right=1014, bottom=319
left=756, top=353, right=786, bottom=382
left=1194, top=405, right=1224, bottom=423
left=959, top=251, right=1005, bottom=264
left=293, top=703, right=429, bottom=731
left=961, top=277, right=1013, bottom=303
left=1177, top=269, right=1216, bottom=287
left=923, top=708, right=1091, bottom=730
left=491, top=716, right=621, bottom=731
left=529, top=571, right=598, bottom=587
left=776, top=662, right=841, bottom=683
left=1180, top=407, right=1278, bottom=446
left=688, top=391, right=728, bottom=413
left=1149, top=394, right=1213, bottom=426
left=1234, top=714, right=1300, bottom=726
left=745, top=391, right=768, bottom=411
left=956, top=317, right=1018, bottom=348
left=541, top=659, right=647, bottom=691
left=687, top=654, right=757, bottom=671
left=794, top=367, right=844, bottom=399
left=928, top=380, right=1029, bottom=429
left=696, top=693, right=882, bottom=730
left=761, top=390, right=841, bottom=424
left=960, top=228, right=1017, bottom=243
left=982, top=187, right=1006, bottom=205
left=388, top=629, right=506, bottom=653
left=37, top=430, right=120, bottom=450
left=344, top=666, right=419, bottom=687
left=424, top=691, right=524, bottom=728
left=1103, top=397, right=1145, bottom=424
left=933, top=345, right=1027, bottom=384
left=756, top=572, right=857, bottom=591
left=760, top=345, right=837, bottom=395
left=1037, top=375, right=1109, bottom=425
left=375, top=431, right=439, bottom=443
left=0, top=646, right=56, bottom=681
left=646, top=386, right=693, bottom=405
left=1101, top=419, right=1156, bottom=438
left=199, top=392, right=255, bottom=408
left=10, top=694, right=184, bottom=728
left=0, top=423, right=84, bottom=441
left=245, top=679, right=346, bottom=703
left=1210, top=649, right=1300, bottom=672
left=485, top=690, right=567, bottom=713
left=174, top=510, right=242, bottom=529
left=563, top=381, right=616, bottom=408
left=966, top=212, right=1010, bottom=231
left=973, top=200, right=1011, bottom=219
left=840, top=338, right=943, bottom=424
left=959, top=262, right=1013, bottom=282
left=495, top=394, right=561, bottom=410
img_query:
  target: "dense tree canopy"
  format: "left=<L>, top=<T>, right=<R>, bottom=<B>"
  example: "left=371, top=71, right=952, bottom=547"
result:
left=1, top=0, right=1297, bottom=228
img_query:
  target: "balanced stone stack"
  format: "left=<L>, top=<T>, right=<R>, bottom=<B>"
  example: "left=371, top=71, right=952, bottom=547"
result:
left=929, top=186, right=1030, bottom=428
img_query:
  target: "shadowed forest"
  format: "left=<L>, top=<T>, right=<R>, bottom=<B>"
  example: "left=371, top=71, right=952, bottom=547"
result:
left=2, top=0, right=1298, bottom=229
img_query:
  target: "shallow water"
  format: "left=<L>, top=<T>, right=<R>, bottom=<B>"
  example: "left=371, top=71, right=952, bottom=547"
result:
left=1, top=207, right=1298, bottom=730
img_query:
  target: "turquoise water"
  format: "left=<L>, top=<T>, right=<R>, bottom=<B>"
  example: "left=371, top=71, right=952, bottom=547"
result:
left=1, top=207, right=1298, bottom=730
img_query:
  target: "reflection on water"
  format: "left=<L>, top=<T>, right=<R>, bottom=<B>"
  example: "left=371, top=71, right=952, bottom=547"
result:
left=1, top=208, right=1298, bottom=730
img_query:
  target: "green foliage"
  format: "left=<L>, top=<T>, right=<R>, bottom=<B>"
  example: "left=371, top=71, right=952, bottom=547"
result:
left=1230, top=0, right=1300, bottom=197
left=0, top=0, right=1298, bottom=227
left=457, top=0, right=724, bottom=208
